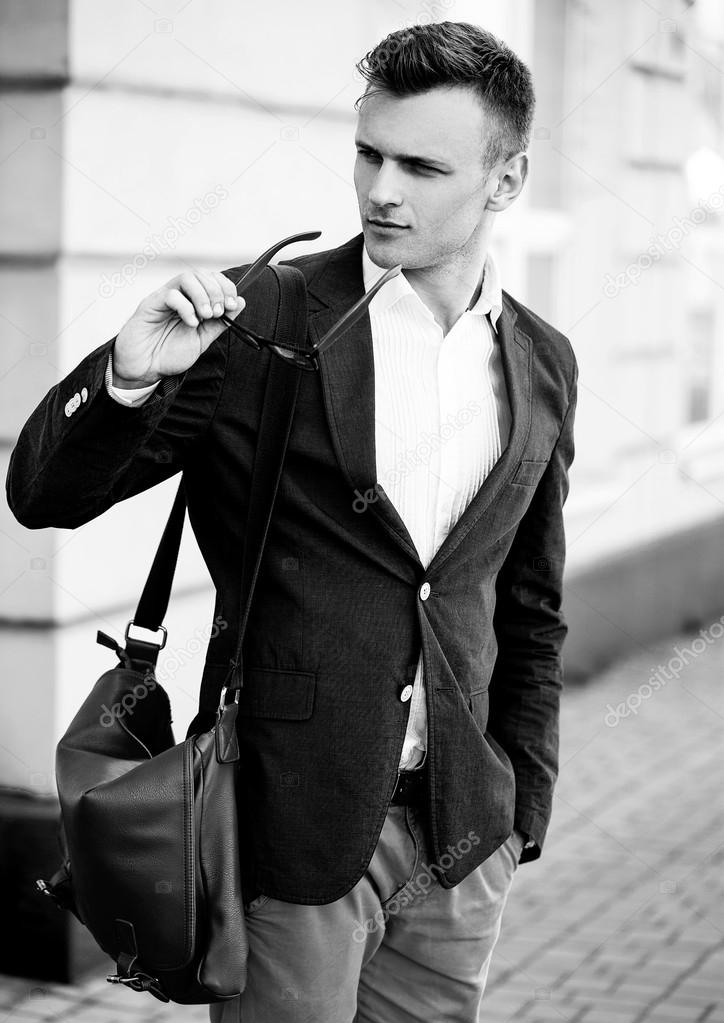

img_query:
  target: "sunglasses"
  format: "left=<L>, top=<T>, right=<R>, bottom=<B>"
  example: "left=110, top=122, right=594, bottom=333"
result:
left=219, top=231, right=402, bottom=371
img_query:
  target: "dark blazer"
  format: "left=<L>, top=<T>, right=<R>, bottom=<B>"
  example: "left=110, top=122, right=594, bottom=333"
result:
left=6, top=233, right=578, bottom=905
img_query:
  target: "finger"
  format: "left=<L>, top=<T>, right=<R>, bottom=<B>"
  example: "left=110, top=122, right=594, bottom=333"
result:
left=216, top=271, right=243, bottom=311
left=165, top=288, right=200, bottom=328
left=176, top=272, right=220, bottom=321
left=227, top=294, right=246, bottom=320
left=195, top=270, right=228, bottom=317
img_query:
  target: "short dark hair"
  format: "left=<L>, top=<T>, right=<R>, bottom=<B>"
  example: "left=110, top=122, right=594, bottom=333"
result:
left=355, top=21, right=535, bottom=171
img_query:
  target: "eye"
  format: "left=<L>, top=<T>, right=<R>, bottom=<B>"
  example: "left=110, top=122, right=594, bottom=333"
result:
left=356, top=148, right=381, bottom=162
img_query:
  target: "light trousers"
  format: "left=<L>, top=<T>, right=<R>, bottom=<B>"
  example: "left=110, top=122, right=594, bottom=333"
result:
left=210, top=804, right=524, bottom=1023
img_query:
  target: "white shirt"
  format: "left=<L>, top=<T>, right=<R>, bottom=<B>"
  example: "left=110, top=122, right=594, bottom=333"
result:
left=361, top=246, right=510, bottom=769
left=106, top=248, right=511, bottom=771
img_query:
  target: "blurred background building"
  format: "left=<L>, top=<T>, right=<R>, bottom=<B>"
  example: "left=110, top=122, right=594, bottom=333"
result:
left=1, top=0, right=723, bottom=980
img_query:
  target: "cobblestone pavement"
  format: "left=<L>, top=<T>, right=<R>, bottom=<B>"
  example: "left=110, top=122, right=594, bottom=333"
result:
left=1, top=624, right=723, bottom=1022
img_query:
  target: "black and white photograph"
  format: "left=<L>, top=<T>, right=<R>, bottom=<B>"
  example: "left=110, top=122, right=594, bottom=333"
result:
left=1, top=1, right=723, bottom=1021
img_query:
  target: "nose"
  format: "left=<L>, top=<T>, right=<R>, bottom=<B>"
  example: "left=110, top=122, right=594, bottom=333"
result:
left=368, top=161, right=403, bottom=209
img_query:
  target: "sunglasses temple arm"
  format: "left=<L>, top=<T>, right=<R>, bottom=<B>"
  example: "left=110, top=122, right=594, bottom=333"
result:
left=233, top=230, right=322, bottom=295
left=219, top=314, right=266, bottom=350
left=312, top=264, right=403, bottom=356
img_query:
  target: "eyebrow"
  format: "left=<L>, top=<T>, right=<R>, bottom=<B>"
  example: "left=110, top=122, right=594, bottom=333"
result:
left=354, top=139, right=451, bottom=170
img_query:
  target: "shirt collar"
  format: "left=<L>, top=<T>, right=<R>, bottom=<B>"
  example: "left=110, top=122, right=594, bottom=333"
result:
left=361, top=243, right=503, bottom=333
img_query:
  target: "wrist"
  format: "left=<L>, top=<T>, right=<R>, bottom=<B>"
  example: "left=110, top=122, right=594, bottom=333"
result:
left=111, top=370, right=162, bottom=389
left=110, top=351, right=161, bottom=389
left=111, top=336, right=161, bottom=389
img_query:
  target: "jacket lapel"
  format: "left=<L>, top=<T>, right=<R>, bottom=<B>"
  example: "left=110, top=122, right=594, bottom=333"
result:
left=301, top=233, right=532, bottom=571
left=426, top=300, right=532, bottom=574
left=305, top=236, right=421, bottom=562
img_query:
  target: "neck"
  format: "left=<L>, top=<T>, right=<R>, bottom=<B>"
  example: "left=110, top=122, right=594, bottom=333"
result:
left=403, top=222, right=494, bottom=336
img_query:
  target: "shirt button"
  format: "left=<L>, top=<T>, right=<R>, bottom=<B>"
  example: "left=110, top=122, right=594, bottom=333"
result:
left=419, top=582, right=431, bottom=601
left=400, top=684, right=413, bottom=702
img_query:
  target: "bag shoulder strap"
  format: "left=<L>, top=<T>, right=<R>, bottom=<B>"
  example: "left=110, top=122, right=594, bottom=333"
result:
left=119, top=262, right=307, bottom=679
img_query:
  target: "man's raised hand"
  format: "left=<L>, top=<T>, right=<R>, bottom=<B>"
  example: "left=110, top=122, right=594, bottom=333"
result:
left=112, top=270, right=246, bottom=387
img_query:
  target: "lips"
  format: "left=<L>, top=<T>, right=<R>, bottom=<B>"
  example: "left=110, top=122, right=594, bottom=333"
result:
left=368, top=219, right=408, bottom=229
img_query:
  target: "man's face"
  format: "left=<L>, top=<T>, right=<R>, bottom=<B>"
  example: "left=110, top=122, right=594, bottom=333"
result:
left=353, top=85, right=497, bottom=272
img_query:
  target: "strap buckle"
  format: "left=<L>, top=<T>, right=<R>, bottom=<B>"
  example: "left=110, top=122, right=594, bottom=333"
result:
left=107, top=971, right=169, bottom=1002
left=35, top=879, right=53, bottom=898
left=217, top=685, right=241, bottom=713
left=124, top=620, right=168, bottom=650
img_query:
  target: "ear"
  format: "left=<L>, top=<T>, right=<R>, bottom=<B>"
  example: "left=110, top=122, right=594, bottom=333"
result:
left=485, top=153, right=529, bottom=212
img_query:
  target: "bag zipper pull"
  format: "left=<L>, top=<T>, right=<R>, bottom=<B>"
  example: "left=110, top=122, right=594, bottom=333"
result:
left=96, top=630, right=132, bottom=669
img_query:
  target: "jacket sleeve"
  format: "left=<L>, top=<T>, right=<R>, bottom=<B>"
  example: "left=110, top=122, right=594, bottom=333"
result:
left=5, top=332, right=229, bottom=530
left=105, top=351, right=161, bottom=406
left=487, top=355, right=578, bottom=863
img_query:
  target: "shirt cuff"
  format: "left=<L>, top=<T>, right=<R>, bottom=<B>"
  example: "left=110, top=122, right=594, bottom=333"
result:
left=105, top=352, right=160, bottom=406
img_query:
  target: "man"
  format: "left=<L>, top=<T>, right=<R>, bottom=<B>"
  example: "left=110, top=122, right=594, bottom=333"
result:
left=6, top=21, right=578, bottom=1023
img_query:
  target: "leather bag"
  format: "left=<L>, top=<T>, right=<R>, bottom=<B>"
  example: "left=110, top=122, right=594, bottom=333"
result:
left=36, top=263, right=307, bottom=1003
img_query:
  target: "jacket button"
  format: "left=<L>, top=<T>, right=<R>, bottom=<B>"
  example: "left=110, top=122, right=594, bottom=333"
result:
left=419, top=582, right=431, bottom=601
left=81, top=387, right=88, bottom=402
left=400, top=684, right=413, bottom=702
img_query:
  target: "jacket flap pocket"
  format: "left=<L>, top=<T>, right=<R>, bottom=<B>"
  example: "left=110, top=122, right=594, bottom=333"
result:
left=239, top=668, right=316, bottom=720
left=511, top=458, right=549, bottom=486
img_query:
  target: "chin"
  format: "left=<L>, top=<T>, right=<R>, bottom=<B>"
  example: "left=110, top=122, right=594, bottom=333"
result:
left=363, top=230, right=410, bottom=268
